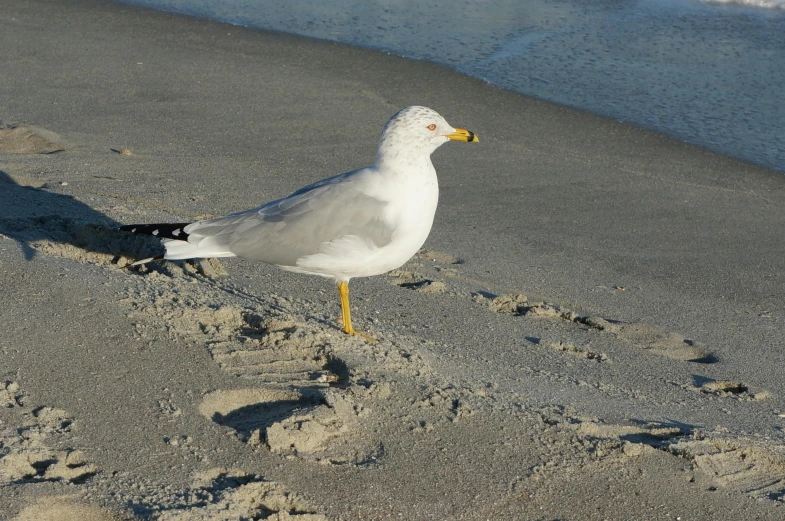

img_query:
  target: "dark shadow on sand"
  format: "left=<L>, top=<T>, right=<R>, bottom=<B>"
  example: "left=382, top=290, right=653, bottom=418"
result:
left=0, top=170, right=161, bottom=262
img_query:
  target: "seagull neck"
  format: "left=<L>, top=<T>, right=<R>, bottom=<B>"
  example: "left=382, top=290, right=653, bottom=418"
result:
left=375, top=151, right=434, bottom=175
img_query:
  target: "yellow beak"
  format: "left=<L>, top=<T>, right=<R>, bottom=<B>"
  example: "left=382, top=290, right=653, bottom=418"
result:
left=446, top=128, right=479, bottom=143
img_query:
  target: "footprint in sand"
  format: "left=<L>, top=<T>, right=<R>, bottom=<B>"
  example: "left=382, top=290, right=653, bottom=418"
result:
left=686, top=376, right=769, bottom=401
left=567, top=417, right=690, bottom=449
left=1, top=380, right=25, bottom=407
left=388, top=269, right=447, bottom=294
left=12, top=496, right=124, bottom=521
left=414, top=248, right=464, bottom=266
left=526, top=338, right=609, bottom=363
left=126, top=294, right=345, bottom=387
left=669, top=436, right=785, bottom=500
left=599, top=320, right=716, bottom=363
left=409, top=384, right=480, bottom=431
left=565, top=416, right=785, bottom=502
left=387, top=248, right=464, bottom=294
left=480, top=293, right=717, bottom=363
left=209, top=315, right=345, bottom=386
left=199, top=388, right=381, bottom=465
left=130, top=467, right=328, bottom=520
left=0, top=386, right=98, bottom=486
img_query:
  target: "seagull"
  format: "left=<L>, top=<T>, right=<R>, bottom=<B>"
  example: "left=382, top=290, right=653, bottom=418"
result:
left=121, top=106, right=478, bottom=340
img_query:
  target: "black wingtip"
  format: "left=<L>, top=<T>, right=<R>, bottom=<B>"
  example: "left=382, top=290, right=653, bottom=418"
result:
left=120, top=222, right=192, bottom=241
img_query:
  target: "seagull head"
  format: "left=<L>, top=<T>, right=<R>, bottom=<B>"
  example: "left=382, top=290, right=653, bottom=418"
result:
left=376, top=106, right=478, bottom=165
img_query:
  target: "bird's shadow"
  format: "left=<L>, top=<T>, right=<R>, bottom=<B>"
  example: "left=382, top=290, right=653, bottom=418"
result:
left=0, top=169, right=161, bottom=263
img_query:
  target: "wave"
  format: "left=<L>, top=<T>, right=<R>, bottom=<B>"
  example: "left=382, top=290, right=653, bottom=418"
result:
left=702, top=0, right=785, bottom=9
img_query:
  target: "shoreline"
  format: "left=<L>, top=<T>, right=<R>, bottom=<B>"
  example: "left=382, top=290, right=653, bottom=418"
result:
left=113, top=0, right=785, bottom=174
left=2, top=0, right=785, bottom=519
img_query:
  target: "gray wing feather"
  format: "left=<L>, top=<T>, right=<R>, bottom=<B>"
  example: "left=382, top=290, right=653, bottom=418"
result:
left=185, top=171, right=393, bottom=266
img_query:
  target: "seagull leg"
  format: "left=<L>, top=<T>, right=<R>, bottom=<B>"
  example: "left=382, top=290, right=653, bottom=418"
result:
left=338, top=281, right=377, bottom=342
left=338, top=281, right=354, bottom=334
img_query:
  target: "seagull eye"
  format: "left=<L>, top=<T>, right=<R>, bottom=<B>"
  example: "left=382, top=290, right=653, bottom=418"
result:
left=427, top=124, right=436, bottom=131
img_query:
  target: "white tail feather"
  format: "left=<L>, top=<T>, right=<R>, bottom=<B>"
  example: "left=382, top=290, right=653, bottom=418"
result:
left=162, top=238, right=236, bottom=260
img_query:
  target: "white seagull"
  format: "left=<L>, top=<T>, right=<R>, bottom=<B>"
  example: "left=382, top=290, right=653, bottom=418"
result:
left=121, top=106, right=478, bottom=340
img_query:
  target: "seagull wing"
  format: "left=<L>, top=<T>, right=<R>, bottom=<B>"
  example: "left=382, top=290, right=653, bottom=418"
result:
left=181, top=169, right=394, bottom=267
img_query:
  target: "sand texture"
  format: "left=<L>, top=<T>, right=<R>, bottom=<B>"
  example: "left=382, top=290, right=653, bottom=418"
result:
left=2, top=0, right=785, bottom=519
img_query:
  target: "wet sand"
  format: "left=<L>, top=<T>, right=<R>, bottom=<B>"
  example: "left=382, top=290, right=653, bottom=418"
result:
left=2, top=0, right=785, bottom=519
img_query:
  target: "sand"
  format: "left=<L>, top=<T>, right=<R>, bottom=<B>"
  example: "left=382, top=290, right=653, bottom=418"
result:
left=2, top=0, right=785, bottom=519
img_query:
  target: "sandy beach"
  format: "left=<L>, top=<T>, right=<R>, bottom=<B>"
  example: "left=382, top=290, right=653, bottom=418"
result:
left=2, top=0, right=785, bottom=519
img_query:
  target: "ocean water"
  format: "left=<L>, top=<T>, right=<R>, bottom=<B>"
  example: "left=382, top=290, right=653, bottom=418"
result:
left=116, top=0, right=785, bottom=173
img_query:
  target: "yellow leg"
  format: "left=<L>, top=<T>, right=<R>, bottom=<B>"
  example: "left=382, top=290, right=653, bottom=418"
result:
left=338, top=280, right=354, bottom=334
left=338, top=281, right=377, bottom=342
